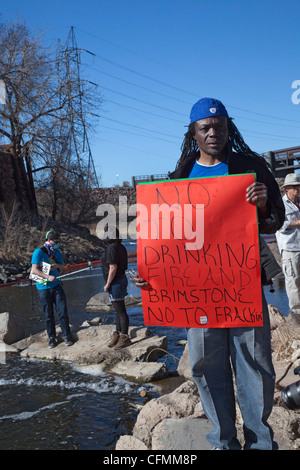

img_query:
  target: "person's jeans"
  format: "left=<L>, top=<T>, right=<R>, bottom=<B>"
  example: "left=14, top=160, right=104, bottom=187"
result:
left=186, top=290, right=276, bottom=450
left=282, top=250, right=300, bottom=313
left=108, top=274, right=128, bottom=301
left=38, top=284, right=71, bottom=340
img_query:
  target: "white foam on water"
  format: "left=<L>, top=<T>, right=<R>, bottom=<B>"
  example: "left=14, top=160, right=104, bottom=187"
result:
left=0, top=393, right=83, bottom=422
left=72, top=364, right=106, bottom=376
left=0, top=372, right=136, bottom=396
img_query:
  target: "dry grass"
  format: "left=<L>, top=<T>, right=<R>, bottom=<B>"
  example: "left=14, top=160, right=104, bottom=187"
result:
left=273, top=325, right=299, bottom=360
left=0, top=202, right=24, bottom=262
left=0, top=203, right=48, bottom=264
left=269, top=305, right=300, bottom=360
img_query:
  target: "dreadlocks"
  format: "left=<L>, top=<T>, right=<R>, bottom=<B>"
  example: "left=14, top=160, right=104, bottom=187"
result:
left=176, top=118, right=268, bottom=169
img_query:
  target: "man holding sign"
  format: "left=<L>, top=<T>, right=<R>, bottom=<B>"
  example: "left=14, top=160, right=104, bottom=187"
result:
left=135, top=98, right=284, bottom=450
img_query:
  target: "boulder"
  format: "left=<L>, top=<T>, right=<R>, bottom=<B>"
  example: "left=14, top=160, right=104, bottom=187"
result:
left=13, top=323, right=169, bottom=382
left=85, top=293, right=142, bottom=312
left=131, top=381, right=201, bottom=448
left=116, top=376, right=300, bottom=451
left=177, top=342, right=192, bottom=380
left=268, top=405, right=300, bottom=450
left=151, top=418, right=212, bottom=450
left=115, top=435, right=148, bottom=450
left=0, top=312, right=25, bottom=344
left=268, top=304, right=286, bottom=330
left=86, top=292, right=111, bottom=312
left=110, top=361, right=169, bottom=383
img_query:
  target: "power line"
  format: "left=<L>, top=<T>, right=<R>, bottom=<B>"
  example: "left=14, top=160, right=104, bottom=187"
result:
left=88, top=65, right=189, bottom=104
left=100, top=116, right=299, bottom=145
left=99, top=124, right=180, bottom=145
left=106, top=99, right=184, bottom=123
left=74, top=26, right=291, bottom=109
left=100, top=89, right=300, bottom=142
left=87, top=62, right=300, bottom=130
left=101, top=116, right=181, bottom=140
left=76, top=27, right=300, bottom=124
left=99, top=138, right=176, bottom=161
left=101, top=85, right=186, bottom=117
left=73, top=28, right=299, bottom=149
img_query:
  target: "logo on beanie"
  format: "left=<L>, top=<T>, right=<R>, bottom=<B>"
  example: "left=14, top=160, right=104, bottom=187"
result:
left=210, top=108, right=217, bottom=114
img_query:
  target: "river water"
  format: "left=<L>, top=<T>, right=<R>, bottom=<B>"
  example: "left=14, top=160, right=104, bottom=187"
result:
left=0, top=241, right=290, bottom=450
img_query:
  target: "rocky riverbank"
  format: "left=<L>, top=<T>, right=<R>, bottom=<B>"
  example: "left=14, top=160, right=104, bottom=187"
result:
left=115, top=305, right=300, bottom=451
left=1, top=298, right=299, bottom=451
left=0, top=293, right=170, bottom=384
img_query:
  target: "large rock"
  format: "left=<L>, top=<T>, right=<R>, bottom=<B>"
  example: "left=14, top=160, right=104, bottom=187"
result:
left=268, top=405, right=300, bottom=450
left=86, top=293, right=142, bottom=312
left=116, top=376, right=300, bottom=450
left=177, top=342, right=192, bottom=380
left=268, top=304, right=286, bottom=330
left=110, top=361, right=168, bottom=383
left=151, top=418, right=212, bottom=450
left=0, top=312, right=25, bottom=344
left=13, top=323, right=169, bottom=382
left=131, top=381, right=201, bottom=448
left=115, top=435, right=148, bottom=450
left=115, top=302, right=300, bottom=451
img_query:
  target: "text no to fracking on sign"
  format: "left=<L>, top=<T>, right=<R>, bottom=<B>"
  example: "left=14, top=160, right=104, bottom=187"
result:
left=136, top=174, right=263, bottom=328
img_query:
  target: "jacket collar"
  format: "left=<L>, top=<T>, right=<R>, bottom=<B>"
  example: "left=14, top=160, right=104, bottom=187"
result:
left=169, top=143, right=234, bottom=180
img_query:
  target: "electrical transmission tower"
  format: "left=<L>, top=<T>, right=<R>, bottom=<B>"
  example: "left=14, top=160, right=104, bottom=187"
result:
left=56, top=26, right=100, bottom=187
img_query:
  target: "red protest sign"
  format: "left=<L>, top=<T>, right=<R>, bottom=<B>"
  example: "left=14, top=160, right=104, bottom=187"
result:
left=136, top=174, right=263, bottom=328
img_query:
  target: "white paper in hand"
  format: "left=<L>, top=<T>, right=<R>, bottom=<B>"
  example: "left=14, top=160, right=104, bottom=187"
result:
left=29, top=262, right=51, bottom=283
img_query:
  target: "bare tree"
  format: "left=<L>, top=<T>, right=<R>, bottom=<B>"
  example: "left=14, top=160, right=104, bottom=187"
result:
left=0, top=20, right=101, bottom=220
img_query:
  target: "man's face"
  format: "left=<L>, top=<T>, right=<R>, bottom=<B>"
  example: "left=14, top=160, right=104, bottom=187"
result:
left=193, top=116, right=228, bottom=157
left=286, top=185, right=300, bottom=202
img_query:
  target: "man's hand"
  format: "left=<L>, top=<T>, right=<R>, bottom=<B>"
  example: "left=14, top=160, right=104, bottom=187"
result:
left=133, top=275, right=149, bottom=288
left=246, top=182, right=268, bottom=214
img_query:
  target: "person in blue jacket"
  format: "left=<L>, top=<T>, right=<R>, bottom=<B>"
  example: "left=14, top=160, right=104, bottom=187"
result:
left=31, top=230, right=73, bottom=348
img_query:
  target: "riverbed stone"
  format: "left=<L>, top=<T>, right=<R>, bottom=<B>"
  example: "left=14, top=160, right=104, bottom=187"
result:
left=0, top=312, right=25, bottom=344
left=114, top=305, right=300, bottom=451
left=151, top=418, right=212, bottom=450
left=115, top=435, right=148, bottom=450
left=85, top=293, right=142, bottom=312
left=177, top=342, right=192, bottom=380
left=131, top=381, right=201, bottom=448
left=110, top=361, right=169, bottom=383
left=13, top=323, right=169, bottom=382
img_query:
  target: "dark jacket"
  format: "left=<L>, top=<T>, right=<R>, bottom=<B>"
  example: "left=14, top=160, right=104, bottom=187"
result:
left=169, top=149, right=285, bottom=284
